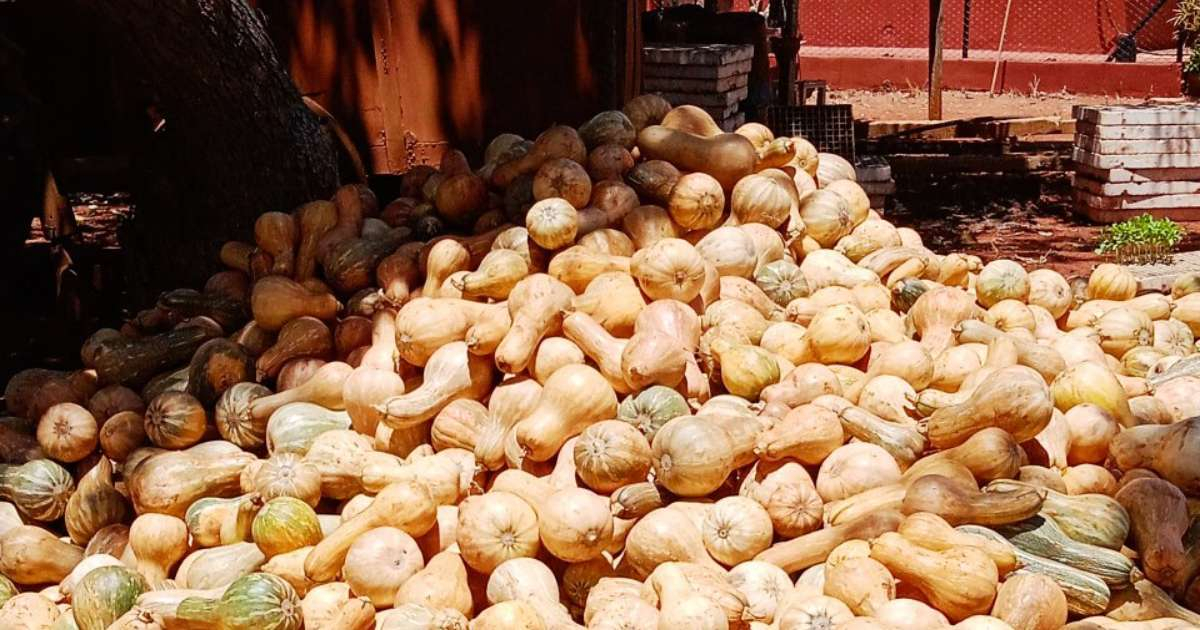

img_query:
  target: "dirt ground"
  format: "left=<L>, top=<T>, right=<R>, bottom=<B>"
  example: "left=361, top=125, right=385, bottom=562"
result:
left=886, top=173, right=1200, bottom=280
left=834, top=88, right=1147, bottom=121
left=839, top=88, right=1199, bottom=279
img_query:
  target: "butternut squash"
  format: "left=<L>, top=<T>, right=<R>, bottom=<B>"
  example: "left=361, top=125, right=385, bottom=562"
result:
left=304, top=481, right=436, bottom=583
left=870, top=531, right=998, bottom=622
left=637, top=125, right=757, bottom=190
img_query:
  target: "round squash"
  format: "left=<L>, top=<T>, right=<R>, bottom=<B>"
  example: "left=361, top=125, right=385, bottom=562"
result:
left=630, top=238, right=707, bottom=302
left=526, top=198, right=579, bottom=250
left=579, top=110, right=636, bottom=150
left=574, top=420, right=653, bottom=493
left=1087, top=263, right=1137, bottom=301
left=251, top=497, right=323, bottom=558
left=144, top=391, right=207, bottom=450
left=72, top=566, right=147, bottom=630
left=731, top=170, right=797, bottom=228
left=37, top=402, right=98, bottom=463
left=533, top=158, right=592, bottom=209
left=668, top=173, right=726, bottom=230
left=798, top=190, right=853, bottom=248
left=976, top=260, right=1030, bottom=308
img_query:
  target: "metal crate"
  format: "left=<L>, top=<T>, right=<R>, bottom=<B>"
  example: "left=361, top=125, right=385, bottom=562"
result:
left=766, top=104, right=855, bottom=161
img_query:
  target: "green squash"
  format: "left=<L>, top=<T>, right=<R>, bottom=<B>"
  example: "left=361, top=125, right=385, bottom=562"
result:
left=251, top=497, right=323, bottom=558
left=0, top=459, right=76, bottom=522
left=754, top=260, right=809, bottom=307
left=72, top=566, right=147, bottom=630
left=617, top=386, right=689, bottom=442
left=0, top=574, right=16, bottom=607
left=186, top=494, right=261, bottom=548
left=265, top=403, right=351, bottom=456
left=178, top=573, right=302, bottom=630
left=891, top=277, right=934, bottom=313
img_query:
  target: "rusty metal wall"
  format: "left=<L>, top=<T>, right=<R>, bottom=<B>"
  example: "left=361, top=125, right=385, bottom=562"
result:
left=260, top=0, right=638, bottom=174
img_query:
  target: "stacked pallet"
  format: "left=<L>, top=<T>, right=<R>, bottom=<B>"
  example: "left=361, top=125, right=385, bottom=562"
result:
left=1072, top=104, right=1200, bottom=223
left=643, top=43, right=753, bottom=131
left=855, top=155, right=895, bottom=210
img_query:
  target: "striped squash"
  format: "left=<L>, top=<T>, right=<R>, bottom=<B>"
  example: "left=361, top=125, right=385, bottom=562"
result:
left=0, top=459, right=75, bottom=521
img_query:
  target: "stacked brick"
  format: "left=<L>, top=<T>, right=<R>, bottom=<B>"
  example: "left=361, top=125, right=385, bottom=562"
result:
left=1072, top=105, right=1200, bottom=223
left=643, top=43, right=754, bottom=131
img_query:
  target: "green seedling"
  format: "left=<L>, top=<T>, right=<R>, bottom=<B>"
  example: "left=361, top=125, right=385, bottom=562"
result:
left=1095, top=214, right=1186, bottom=264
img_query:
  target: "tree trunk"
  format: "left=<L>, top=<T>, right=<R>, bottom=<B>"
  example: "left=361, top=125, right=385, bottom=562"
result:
left=65, top=0, right=337, bottom=304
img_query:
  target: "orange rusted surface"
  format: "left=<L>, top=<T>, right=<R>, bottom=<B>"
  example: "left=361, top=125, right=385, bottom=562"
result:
left=259, top=0, right=638, bottom=174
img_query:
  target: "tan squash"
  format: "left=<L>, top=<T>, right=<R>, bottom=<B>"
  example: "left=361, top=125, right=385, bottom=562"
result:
left=661, top=105, right=723, bottom=137
left=377, top=341, right=494, bottom=428
left=490, top=470, right=613, bottom=563
left=755, top=510, right=903, bottom=573
left=494, top=274, right=574, bottom=374
left=128, top=513, right=188, bottom=587
left=870, top=531, right=999, bottom=622
left=637, top=125, right=757, bottom=190
left=898, top=512, right=1018, bottom=575
left=303, top=481, right=436, bottom=583
left=512, top=364, right=617, bottom=462
left=902, top=475, right=1044, bottom=526
left=250, top=276, right=338, bottom=332
left=392, top=550, right=474, bottom=618
left=926, top=366, right=1053, bottom=449
left=0, top=525, right=83, bottom=585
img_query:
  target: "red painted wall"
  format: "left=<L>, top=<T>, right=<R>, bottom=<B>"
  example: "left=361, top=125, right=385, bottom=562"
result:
left=719, top=0, right=1179, bottom=55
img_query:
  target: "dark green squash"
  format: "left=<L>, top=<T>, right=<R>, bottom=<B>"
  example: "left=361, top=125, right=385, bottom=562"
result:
left=321, top=228, right=411, bottom=295
left=187, top=338, right=254, bottom=406
left=94, top=325, right=221, bottom=387
left=157, top=288, right=248, bottom=332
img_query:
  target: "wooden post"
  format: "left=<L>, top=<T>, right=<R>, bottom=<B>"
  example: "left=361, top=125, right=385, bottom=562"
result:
left=777, top=0, right=801, bottom=105
left=928, top=0, right=944, bottom=120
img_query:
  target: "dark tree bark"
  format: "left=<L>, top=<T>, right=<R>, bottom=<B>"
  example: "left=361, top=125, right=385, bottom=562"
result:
left=64, top=0, right=337, bottom=303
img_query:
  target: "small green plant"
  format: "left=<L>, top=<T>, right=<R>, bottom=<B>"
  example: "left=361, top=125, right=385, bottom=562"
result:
left=1186, top=47, right=1200, bottom=75
left=1095, top=214, right=1186, bottom=264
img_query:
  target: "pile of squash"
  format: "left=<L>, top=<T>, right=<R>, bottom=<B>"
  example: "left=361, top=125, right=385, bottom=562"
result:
left=6, top=95, right=1200, bottom=630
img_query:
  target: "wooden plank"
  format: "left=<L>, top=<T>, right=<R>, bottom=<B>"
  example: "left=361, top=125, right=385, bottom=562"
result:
left=867, top=137, right=1002, bottom=156
left=1075, top=133, right=1200, bottom=156
left=1076, top=120, right=1200, bottom=140
left=368, top=0, right=410, bottom=172
left=642, top=59, right=751, bottom=80
left=1074, top=105, right=1200, bottom=126
left=979, top=116, right=1072, bottom=138
left=865, top=120, right=958, bottom=139
left=1073, top=147, right=1200, bottom=170
left=1073, top=175, right=1200, bottom=196
left=1075, top=189, right=1200, bottom=210
left=1075, top=163, right=1200, bottom=183
left=889, top=153, right=1069, bottom=174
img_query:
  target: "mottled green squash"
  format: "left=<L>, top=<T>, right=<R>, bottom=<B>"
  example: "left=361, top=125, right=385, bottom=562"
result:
left=616, top=386, right=689, bottom=442
left=0, top=459, right=75, bottom=522
left=177, top=572, right=302, bottom=630
left=72, top=566, right=147, bottom=630
left=754, top=260, right=809, bottom=307
left=252, top=497, right=323, bottom=559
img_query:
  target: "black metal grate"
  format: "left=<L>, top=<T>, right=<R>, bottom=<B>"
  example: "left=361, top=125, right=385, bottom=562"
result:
left=766, top=104, right=855, bottom=162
